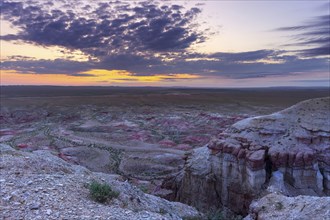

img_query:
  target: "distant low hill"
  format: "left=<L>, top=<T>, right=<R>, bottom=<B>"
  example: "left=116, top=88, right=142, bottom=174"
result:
left=1, top=85, right=329, bottom=98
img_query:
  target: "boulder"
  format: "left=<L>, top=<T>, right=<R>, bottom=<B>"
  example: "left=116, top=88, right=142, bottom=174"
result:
left=244, top=193, right=330, bottom=220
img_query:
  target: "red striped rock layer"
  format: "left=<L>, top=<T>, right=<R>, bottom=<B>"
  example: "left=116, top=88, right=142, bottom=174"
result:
left=174, top=97, right=330, bottom=214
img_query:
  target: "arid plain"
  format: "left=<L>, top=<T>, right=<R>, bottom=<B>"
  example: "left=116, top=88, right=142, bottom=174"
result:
left=1, top=86, right=328, bottom=196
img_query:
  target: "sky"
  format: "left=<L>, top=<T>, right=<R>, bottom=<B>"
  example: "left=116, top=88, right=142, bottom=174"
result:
left=0, top=0, right=329, bottom=87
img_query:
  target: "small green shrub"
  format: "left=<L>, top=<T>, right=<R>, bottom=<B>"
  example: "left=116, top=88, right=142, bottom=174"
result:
left=159, top=208, right=167, bottom=215
left=182, top=217, right=201, bottom=220
left=88, top=180, right=119, bottom=203
left=207, top=209, right=224, bottom=220
left=275, top=202, right=283, bottom=210
left=138, top=185, right=148, bottom=193
left=206, top=209, right=243, bottom=220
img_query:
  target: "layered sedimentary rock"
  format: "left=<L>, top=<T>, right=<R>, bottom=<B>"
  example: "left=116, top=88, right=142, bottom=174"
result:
left=173, top=97, right=330, bottom=214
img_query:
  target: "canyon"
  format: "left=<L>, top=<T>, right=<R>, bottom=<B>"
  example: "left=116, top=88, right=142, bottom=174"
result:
left=1, top=87, right=329, bottom=219
left=171, top=97, right=330, bottom=216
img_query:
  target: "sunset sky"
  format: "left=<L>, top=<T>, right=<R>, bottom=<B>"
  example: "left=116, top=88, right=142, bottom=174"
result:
left=0, top=0, right=329, bottom=87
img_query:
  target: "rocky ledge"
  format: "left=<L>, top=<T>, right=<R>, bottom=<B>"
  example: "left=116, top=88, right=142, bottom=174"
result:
left=244, top=193, right=330, bottom=220
left=170, top=97, right=330, bottom=215
left=0, top=144, right=201, bottom=220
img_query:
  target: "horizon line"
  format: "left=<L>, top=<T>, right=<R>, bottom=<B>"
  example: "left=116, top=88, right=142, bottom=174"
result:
left=1, top=85, right=329, bottom=89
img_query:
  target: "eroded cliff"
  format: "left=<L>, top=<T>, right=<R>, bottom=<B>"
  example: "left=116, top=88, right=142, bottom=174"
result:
left=171, top=97, right=330, bottom=214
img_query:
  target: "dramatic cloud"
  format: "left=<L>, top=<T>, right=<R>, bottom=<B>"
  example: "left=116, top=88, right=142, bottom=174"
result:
left=207, top=50, right=283, bottom=62
left=1, top=59, right=93, bottom=75
left=0, top=0, right=205, bottom=57
left=2, top=50, right=328, bottom=80
left=0, top=0, right=329, bottom=82
left=277, top=13, right=330, bottom=57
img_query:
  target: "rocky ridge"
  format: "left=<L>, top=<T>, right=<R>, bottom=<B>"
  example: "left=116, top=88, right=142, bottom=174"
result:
left=0, top=144, right=201, bottom=220
left=244, top=193, right=330, bottom=220
left=172, top=97, right=330, bottom=214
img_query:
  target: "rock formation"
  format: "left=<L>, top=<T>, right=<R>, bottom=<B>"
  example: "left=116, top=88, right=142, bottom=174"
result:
left=171, top=97, right=330, bottom=214
left=244, top=193, right=330, bottom=220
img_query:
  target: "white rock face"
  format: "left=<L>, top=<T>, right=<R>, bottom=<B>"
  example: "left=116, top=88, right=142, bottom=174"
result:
left=173, top=97, right=330, bottom=214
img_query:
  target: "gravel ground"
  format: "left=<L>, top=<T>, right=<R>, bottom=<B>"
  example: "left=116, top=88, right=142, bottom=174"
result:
left=0, top=144, right=201, bottom=220
left=244, top=193, right=330, bottom=220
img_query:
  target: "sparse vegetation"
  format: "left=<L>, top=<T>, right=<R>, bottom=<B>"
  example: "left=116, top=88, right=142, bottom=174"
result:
left=3, top=88, right=329, bottom=219
left=182, top=216, right=201, bottom=220
left=159, top=208, right=167, bottom=215
left=275, top=202, right=283, bottom=210
left=138, top=185, right=149, bottom=193
left=207, top=209, right=224, bottom=220
left=206, top=209, right=243, bottom=220
left=88, top=180, right=119, bottom=203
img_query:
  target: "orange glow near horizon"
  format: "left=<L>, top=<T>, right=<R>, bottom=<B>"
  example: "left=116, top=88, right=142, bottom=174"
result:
left=1, top=70, right=96, bottom=86
left=2, top=69, right=329, bottom=88
left=0, top=69, right=201, bottom=86
left=80, top=69, right=201, bottom=83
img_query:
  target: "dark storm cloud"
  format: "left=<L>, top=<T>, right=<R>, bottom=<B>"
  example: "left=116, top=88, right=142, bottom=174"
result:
left=0, top=0, right=205, bottom=55
left=277, top=14, right=330, bottom=57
